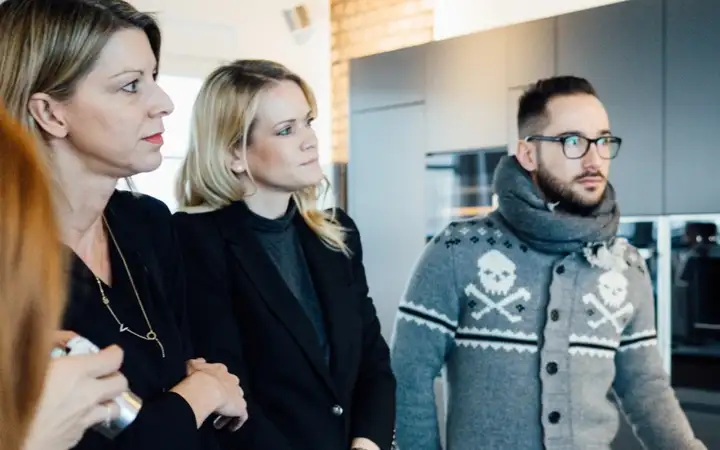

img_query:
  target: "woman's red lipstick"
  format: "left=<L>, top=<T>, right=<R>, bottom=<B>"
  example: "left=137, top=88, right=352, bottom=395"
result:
left=143, top=133, right=163, bottom=145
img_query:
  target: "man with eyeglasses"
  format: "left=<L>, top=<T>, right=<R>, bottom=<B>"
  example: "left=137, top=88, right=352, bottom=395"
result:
left=391, top=76, right=704, bottom=450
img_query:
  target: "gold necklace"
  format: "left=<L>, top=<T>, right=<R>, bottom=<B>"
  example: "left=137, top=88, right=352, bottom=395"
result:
left=93, top=217, right=165, bottom=358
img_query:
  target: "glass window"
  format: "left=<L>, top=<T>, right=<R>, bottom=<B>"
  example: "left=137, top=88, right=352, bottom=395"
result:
left=667, top=215, right=720, bottom=393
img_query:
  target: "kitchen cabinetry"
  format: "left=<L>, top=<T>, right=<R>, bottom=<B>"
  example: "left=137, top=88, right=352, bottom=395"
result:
left=664, top=0, right=720, bottom=214
left=557, top=0, right=664, bottom=216
left=425, top=29, right=508, bottom=152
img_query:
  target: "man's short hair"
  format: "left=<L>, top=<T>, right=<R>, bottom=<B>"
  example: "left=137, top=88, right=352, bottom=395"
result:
left=517, top=76, right=598, bottom=138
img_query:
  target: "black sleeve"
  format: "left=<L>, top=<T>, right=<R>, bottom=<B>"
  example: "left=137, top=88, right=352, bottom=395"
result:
left=113, top=392, right=202, bottom=450
left=334, top=209, right=397, bottom=450
left=171, top=212, right=295, bottom=450
left=73, top=392, right=202, bottom=450
left=679, top=255, right=695, bottom=283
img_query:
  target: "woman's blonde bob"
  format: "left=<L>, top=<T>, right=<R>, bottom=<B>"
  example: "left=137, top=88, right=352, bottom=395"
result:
left=176, top=59, right=348, bottom=254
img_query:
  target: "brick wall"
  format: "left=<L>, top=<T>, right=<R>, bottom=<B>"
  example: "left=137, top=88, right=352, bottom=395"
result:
left=330, top=0, right=434, bottom=163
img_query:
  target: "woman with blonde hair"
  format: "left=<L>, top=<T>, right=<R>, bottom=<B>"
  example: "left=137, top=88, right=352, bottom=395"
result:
left=0, top=0, right=247, bottom=448
left=173, top=59, right=396, bottom=450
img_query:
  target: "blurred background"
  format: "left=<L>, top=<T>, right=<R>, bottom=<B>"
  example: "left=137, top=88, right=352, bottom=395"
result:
left=116, top=0, right=719, bottom=447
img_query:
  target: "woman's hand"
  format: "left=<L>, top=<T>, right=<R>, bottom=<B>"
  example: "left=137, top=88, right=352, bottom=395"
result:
left=188, top=359, right=248, bottom=431
left=23, top=345, right=128, bottom=450
left=171, top=359, right=248, bottom=431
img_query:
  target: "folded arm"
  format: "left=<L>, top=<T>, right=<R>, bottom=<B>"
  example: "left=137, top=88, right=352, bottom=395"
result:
left=110, top=199, right=211, bottom=450
left=112, top=392, right=202, bottom=450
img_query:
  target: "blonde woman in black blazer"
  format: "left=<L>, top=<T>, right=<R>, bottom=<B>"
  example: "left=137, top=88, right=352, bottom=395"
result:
left=173, top=59, right=396, bottom=450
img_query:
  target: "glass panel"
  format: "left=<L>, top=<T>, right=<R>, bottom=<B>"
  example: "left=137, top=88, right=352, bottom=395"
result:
left=668, top=215, right=720, bottom=392
left=424, top=147, right=506, bottom=239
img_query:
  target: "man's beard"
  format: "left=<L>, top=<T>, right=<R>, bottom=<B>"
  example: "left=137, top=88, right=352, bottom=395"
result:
left=535, top=162, right=606, bottom=216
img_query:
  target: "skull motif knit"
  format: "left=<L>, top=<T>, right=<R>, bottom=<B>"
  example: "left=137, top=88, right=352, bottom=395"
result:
left=390, top=156, right=704, bottom=450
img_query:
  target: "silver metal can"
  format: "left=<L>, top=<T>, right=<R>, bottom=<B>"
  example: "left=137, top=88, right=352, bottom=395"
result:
left=51, top=335, right=143, bottom=439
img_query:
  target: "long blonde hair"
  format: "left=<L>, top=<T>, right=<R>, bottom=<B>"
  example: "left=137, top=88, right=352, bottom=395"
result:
left=0, top=0, right=161, bottom=191
left=176, top=59, right=348, bottom=254
left=0, top=103, right=66, bottom=450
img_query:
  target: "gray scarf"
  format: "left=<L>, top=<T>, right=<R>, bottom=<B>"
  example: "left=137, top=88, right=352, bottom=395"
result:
left=492, top=155, right=620, bottom=254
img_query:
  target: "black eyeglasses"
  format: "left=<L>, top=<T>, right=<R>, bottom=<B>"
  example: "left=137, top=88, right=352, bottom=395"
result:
left=524, top=134, right=622, bottom=160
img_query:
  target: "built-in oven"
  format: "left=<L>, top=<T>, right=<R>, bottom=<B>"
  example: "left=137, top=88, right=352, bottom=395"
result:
left=425, top=147, right=506, bottom=240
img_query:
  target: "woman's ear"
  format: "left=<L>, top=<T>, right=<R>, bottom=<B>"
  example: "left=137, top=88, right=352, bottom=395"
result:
left=27, top=93, right=68, bottom=139
left=229, top=146, right=246, bottom=175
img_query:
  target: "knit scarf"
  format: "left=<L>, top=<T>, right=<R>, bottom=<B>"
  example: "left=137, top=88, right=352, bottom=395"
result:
left=492, top=155, right=620, bottom=256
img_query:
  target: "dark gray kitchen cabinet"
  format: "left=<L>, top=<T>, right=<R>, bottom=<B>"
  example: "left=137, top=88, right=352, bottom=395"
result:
left=664, top=0, right=720, bottom=215
left=349, top=45, right=426, bottom=113
left=505, top=18, right=556, bottom=89
left=425, top=29, right=508, bottom=152
left=556, top=0, right=664, bottom=216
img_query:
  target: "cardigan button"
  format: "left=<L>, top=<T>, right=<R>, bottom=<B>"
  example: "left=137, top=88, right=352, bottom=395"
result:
left=546, top=362, right=558, bottom=375
left=555, top=265, right=565, bottom=275
left=550, top=309, right=560, bottom=322
left=548, top=411, right=561, bottom=424
left=332, top=405, right=344, bottom=416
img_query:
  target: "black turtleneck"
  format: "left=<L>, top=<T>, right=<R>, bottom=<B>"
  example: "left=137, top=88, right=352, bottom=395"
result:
left=247, top=204, right=330, bottom=364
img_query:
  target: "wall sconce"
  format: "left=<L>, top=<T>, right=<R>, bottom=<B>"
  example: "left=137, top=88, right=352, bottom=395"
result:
left=283, top=3, right=314, bottom=45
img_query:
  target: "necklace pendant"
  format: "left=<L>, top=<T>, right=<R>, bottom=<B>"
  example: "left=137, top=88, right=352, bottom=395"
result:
left=99, top=219, right=165, bottom=359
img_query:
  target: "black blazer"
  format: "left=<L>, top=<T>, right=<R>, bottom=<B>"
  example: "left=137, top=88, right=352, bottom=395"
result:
left=63, top=191, right=219, bottom=450
left=172, top=202, right=396, bottom=450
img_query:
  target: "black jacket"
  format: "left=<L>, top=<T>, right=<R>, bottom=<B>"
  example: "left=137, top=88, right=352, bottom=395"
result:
left=63, top=191, right=219, bottom=450
left=172, top=202, right=396, bottom=450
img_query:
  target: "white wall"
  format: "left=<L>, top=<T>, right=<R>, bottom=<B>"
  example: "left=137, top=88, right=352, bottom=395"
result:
left=433, top=0, right=628, bottom=40
left=123, top=0, right=333, bottom=209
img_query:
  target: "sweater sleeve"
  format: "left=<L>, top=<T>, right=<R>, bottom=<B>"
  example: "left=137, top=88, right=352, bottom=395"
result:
left=613, top=256, right=705, bottom=450
left=391, top=224, right=460, bottom=450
